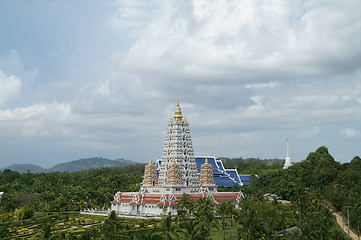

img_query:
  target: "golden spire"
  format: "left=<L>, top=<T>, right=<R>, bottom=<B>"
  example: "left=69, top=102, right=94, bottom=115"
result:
left=149, top=158, right=153, bottom=165
left=184, top=116, right=187, bottom=123
left=173, top=99, right=183, bottom=122
left=172, top=156, right=176, bottom=164
left=205, top=156, right=208, bottom=164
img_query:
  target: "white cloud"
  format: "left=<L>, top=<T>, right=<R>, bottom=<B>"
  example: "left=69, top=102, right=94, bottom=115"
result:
left=0, top=1, right=360, bottom=167
left=0, top=70, right=21, bottom=105
left=339, top=128, right=360, bottom=139
left=0, top=50, right=38, bottom=88
left=118, top=0, right=361, bottom=81
left=297, top=126, right=320, bottom=140
left=246, top=82, right=280, bottom=89
left=0, top=102, right=71, bottom=137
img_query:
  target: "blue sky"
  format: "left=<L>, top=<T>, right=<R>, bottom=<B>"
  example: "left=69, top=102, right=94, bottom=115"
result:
left=0, top=0, right=360, bottom=168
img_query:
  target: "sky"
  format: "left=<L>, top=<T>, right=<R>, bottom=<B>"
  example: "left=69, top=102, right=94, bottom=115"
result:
left=0, top=0, right=360, bottom=168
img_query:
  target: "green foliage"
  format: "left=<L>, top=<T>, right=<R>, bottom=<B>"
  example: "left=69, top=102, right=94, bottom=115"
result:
left=13, top=205, right=34, bottom=220
left=220, top=157, right=284, bottom=174
left=0, top=164, right=145, bottom=212
left=249, top=146, right=360, bottom=238
left=0, top=146, right=358, bottom=239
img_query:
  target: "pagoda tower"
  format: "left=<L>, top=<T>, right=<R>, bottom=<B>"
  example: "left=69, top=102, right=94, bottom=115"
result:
left=199, top=157, right=215, bottom=186
left=143, top=158, right=158, bottom=186
left=166, top=157, right=182, bottom=186
left=283, top=139, right=293, bottom=169
left=158, top=100, right=199, bottom=186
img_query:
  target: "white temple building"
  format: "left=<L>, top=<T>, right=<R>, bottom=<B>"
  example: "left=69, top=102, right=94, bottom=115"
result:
left=111, top=101, right=243, bottom=217
left=283, top=139, right=293, bottom=169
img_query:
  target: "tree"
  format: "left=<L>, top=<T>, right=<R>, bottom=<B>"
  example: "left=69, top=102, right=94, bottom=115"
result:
left=216, top=202, right=229, bottom=240
left=177, top=219, right=202, bottom=240
left=177, top=193, right=194, bottom=226
left=195, top=197, right=216, bottom=240
left=238, top=209, right=261, bottom=240
left=227, top=201, right=237, bottom=240
left=161, top=212, right=179, bottom=240
left=291, top=187, right=308, bottom=220
left=101, top=210, right=121, bottom=239
left=41, top=219, right=52, bottom=240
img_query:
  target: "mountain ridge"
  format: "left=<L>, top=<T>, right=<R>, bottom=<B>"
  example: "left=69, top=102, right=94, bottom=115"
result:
left=0, top=157, right=136, bottom=173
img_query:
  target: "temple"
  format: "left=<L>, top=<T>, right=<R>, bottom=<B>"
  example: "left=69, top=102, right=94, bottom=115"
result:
left=111, top=100, right=243, bottom=217
left=283, top=139, right=293, bottom=169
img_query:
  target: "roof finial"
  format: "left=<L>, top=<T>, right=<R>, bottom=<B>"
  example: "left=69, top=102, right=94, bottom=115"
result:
left=205, top=156, right=208, bottom=164
left=149, top=158, right=153, bottom=165
left=173, top=98, right=183, bottom=122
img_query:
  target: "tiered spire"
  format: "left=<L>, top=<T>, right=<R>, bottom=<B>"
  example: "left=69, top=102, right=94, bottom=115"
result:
left=173, top=99, right=183, bottom=122
left=143, top=158, right=158, bottom=186
left=199, top=157, right=215, bottom=186
left=166, top=157, right=182, bottom=186
left=158, top=100, right=199, bottom=186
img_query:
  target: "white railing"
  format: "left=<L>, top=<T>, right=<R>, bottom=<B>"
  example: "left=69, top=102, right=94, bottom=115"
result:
left=80, top=208, right=110, bottom=216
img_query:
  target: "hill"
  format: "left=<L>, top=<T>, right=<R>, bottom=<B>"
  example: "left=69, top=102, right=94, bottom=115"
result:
left=0, top=164, right=46, bottom=173
left=1, top=157, right=135, bottom=173
left=49, top=157, right=134, bottom=173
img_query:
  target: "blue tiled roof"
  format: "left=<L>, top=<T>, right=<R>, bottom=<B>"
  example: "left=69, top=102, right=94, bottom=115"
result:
left=155, top=157, right=252, bottom=187
left=195, top=156, right=251, bottom=187
left=195, top=157, right=223, bottom=175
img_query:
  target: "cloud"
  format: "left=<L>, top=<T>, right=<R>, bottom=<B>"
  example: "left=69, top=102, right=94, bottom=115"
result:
left=0, top=1, right=360, bottom=166
left=118, top=0, right=360, bottom=82
left=339, top=128, right=360, bottom=139
left=0, top=102, right=71, bottom=137
left=297, top=126, right=320, bottom=140
left=246, top=82, right=280, bottom=89
left=0, top=50, right=38, bottom=88
left=0, top=70, right=21, bottom=105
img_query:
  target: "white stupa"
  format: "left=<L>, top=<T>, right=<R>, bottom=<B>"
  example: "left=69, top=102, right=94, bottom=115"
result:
left=283, top=139, right=293, bottom=169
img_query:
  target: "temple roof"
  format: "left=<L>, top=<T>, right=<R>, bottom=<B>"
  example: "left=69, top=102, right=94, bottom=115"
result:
left=156, top=156, right=252, bottom=187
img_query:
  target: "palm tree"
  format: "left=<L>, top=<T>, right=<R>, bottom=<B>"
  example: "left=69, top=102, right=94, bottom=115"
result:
left=237, top=209, right=259, bottom=240
left=227, top=201, right=237, bottom=240
left=177, top=219, right=202, bottom=240
left=216, top=202, right=229, bottom=240
left=161, top=212, right=180, bottom=240
left=177, top=193, right=194, bottom=226
left=291, top=187, right=308, bottom=220
left=178, top=193, right=194, bottom=217
left=195, top=197, right=217, bottom=240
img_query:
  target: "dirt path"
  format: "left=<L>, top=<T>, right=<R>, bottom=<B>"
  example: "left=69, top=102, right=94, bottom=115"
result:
left=333, top=211, right=359, bottom=240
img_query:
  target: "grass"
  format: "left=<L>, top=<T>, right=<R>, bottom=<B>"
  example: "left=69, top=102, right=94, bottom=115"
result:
left=211, top=220, right=240, bottom=240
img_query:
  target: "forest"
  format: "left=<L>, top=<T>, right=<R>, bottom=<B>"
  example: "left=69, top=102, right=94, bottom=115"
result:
left=0, top=146, right=359, bottom=239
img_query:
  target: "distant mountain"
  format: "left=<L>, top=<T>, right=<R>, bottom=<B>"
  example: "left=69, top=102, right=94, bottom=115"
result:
left=0, top=164, right=46, bottom=173
left=1, top=157, right=135, bottom=173
left=49, top=157, right=134, bottom=173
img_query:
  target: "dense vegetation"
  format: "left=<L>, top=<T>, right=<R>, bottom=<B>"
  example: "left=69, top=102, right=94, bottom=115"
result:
left=0, top=164, right=144, bottom=214
left=220, top=158, right=284, bottom=174
left=247, top=146, right=361, bottom=236
left=0, top=146, right=359, bottom=239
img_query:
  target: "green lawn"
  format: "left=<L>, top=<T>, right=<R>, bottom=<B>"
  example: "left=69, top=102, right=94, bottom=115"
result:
left=211, top=220, right=239, bottom=240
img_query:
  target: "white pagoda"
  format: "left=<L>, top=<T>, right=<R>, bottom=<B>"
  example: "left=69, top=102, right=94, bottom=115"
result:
left=283, top=139, right=293, bottom=169
left=111, top=100, right=243, bottom=217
